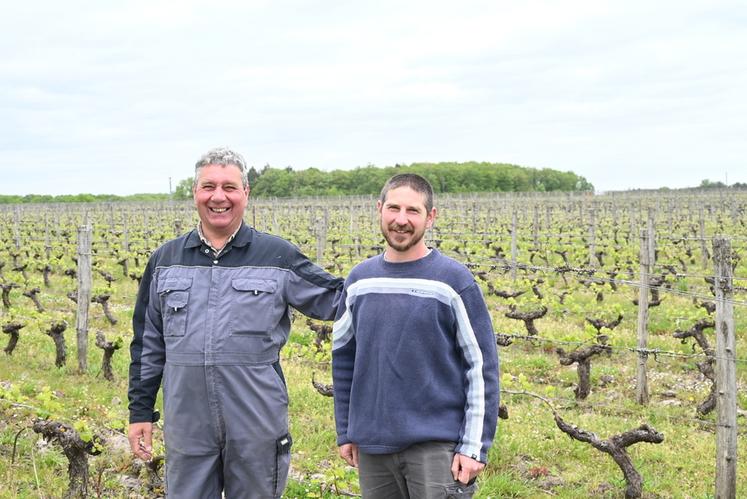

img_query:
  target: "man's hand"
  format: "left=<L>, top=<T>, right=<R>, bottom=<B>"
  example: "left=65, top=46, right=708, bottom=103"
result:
left=128, top=422, right=153, bottom=461
left=338, top=443, right=359, bottom=467
left=451, top=453, right=485, bottom=485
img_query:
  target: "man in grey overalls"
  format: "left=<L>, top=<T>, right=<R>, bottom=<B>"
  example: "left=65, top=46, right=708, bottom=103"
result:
left=128, top=147, right=342, bottom=498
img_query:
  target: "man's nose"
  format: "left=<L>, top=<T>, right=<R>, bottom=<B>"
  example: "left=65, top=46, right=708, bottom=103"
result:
left=212, top=187, right=227, bottom=200
left=394, top=210, right=408, bottom=225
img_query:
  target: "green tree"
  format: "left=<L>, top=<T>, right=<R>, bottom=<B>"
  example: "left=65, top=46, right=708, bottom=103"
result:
left=699, top=179, right=726, bottom=189
left=173, top=177, right=194, bottom=200
left=247, top=166, right=261, bottom=186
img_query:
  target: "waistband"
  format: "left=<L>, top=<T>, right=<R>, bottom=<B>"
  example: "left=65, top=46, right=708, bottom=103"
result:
left=165, top=350, right=280, bottom=366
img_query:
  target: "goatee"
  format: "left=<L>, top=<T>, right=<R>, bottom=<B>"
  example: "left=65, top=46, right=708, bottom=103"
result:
left=382, top=223, right=424, bottom=252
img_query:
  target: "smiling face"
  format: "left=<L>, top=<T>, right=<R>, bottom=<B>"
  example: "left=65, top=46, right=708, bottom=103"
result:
left=378, top=185, right=436, bottom=262
left=193, top=163, right=249, bottom=242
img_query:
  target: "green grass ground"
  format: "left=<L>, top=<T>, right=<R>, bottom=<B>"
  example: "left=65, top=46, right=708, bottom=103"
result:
left=1, top=291, right=746, bottom=498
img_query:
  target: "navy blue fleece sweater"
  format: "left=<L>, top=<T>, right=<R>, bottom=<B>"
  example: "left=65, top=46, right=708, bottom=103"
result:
left=332, top=249, right=499, bottom=462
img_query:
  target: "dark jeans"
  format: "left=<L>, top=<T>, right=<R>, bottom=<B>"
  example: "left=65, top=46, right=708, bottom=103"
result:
left=358, top=442, right=477, bottom=499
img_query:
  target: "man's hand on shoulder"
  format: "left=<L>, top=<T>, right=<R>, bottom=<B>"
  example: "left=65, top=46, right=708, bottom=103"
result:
left=128, top=422, right=153, bottom=461
left=451, top=453, right=485, bottom=485
left=338, top=443, right=359, bottom=468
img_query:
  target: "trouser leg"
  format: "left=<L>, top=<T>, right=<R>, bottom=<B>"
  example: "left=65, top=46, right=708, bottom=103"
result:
left=221, top=365, right=292, bottom=498
left=359, top=451, right=410, bottom=499
left=165, top=449, right=223, bottom=498
left=403, top=442, right=477, bottom=499
left=222, top=433, right=292, bottom=499
left=163, top=363, right=224, bottom=498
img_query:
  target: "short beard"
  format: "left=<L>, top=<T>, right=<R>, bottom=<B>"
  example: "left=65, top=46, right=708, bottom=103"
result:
left=381, top=223, right=425, bottom=253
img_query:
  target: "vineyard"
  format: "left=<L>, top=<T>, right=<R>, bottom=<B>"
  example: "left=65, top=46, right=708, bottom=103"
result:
left=1, top=190, right=746, bottom=498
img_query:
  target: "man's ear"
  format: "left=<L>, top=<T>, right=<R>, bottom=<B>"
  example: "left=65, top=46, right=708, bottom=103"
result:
left=426, top=207, right=437, bottom=228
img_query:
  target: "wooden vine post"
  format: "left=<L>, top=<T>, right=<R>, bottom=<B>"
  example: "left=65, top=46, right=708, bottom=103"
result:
left=44, top=211, right=52, bottom=260
left=143, top=208, right=151, bottom=250
left=510, top=209, right=518, bottom=282
left=14, top=205, right=22, bottom=249
left=122, top=209, right=130, bottom=252
left=349, top=204, right=361, bottom=258
left=699, top=205, right=709, bottom=269
left=629, top=202, right=638, bottom=241
left=635, top=228, right=650, bottom=405
left=588, top=207, right=596, bottom=268
left=712, top=237, right=736, bottom=499
left=272, top=205, right=279, bottom=234
left=647, top=209, right=656, bottom=267
left=76, top=223, right=93, bottom=373
left=471, top=201, right=478, bottom=234
left=316, top=208, right=328, bottom=266
left=108, top=202, right=115, bottom=232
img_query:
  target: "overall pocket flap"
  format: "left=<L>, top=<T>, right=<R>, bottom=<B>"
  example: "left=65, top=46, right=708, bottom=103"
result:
left=157, top=277, right=193, bottom=293
left=164, top=293, right=188, bottom=309
left=232, top=278, right=277, bottom=294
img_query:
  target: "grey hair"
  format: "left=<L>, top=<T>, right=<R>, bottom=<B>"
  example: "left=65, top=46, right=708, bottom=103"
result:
left=379, top=173, right=434, bottom=212
left=194, top=147, right=248, bottom=188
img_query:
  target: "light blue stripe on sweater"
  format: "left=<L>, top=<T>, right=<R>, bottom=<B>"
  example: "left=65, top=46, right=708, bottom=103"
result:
left=452, top=293, right=485, bottom=458
left=332, top=308, right=354, bottom=350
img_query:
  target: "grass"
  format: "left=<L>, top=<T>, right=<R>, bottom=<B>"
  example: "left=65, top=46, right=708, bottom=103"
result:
left=2, top=302, right=744, bottom=498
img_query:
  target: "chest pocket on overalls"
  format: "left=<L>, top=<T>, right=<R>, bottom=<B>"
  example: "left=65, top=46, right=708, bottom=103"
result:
left=157, top=278, right=193, bottom=337
left=229, top=278, right=278, bottom=335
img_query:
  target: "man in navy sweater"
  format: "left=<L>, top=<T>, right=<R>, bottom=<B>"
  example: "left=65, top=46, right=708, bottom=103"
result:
left=332, top=173, right=499, bottom=498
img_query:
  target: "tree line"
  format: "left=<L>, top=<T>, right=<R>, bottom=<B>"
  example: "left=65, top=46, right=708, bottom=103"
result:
left=174, top=161, right=594, bottom=199
left=5, top=159, right=588, bottom=204
left=0, top=193, right=171, bottom=205
left=5, top=164, right=747, bottom=204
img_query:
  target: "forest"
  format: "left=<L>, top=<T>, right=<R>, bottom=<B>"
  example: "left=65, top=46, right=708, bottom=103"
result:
left=239, top=162, right=594, bottom=198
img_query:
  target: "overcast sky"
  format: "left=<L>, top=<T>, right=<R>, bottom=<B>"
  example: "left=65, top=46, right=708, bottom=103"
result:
left=1, top=0, right=745, bottom=195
